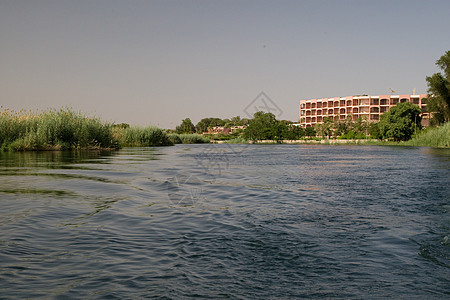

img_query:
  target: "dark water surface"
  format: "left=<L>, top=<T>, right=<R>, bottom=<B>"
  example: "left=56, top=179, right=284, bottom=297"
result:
left=0, top=145, right=449, bottom=299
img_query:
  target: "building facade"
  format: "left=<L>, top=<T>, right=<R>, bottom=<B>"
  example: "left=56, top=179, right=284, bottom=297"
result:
left=299, top=94, right=428, bottom=127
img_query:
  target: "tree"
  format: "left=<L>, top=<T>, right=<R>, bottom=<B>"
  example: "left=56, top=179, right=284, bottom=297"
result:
left=285, top=125, right=305, bottom=140
left=176, top=118, right=196, bottom=134
left=305, top=126, right=316, bottom=137
left=243, top=111, right=277, bottom=141
left=195, top=118, right=224, bottom=133
left=425, top=50, right=450, bottom=125
left=378, top=102, right=422, bottom=141
left=315, top=117, right=333, bottom=137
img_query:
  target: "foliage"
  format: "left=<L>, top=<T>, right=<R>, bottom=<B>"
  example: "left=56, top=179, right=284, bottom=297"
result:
left=368, top=122, right=382, bottom=139
left=315, top=117, right=334, bottom=137
left=425, top=50, right=450, bottom=125
left=195, top=117, right=225, bottom=133
left=378, top=102, right=422, bottom=141
left=167, top=133, right=182, bottom=144
left=112, top=123, right=130, bottom=129
left=176, top=118, right=196, bottom=134
left=403, top=121, right=450, bottom=147
left=0, top=108, right=118, bottom=151
left=176, top=134, right=210, bottom=144
left=243, top=111, right=278, bottom=140
left=195, top=116, right=250, bottom=133
left=314, top=115, right=370, bottom=139
left=284, top=125, right=305, bottom=140
left=114, top=126, right=172, bottom=147
left=304, top=126, right=316, bottom=137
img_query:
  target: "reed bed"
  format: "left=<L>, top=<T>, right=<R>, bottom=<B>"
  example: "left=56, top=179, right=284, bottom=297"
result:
left=175, top=134, right=210, bottom=144
left=404, top=122, right=450, bottom=147
left=167, top=133, right=182, bottom=144
left=0, top=108, right=118, bottom=151
left=114, top=126, right=173, bottom=147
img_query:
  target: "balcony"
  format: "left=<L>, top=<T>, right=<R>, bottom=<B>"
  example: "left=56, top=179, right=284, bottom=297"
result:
left=346, top=100, right=352, bottom=106
left=380, top=99, right=389, bottom=105
left=360, top=99, right=370, bottom=106
left=370, top=107, right=379, bottom=113
left=360, top=107, right=370, bottom=113
left=370, top=99, right=379, bottom=105
left=390, top=99, right=399, bottom=105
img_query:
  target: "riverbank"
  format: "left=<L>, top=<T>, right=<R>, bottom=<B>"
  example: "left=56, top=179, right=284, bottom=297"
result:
left=0, top=108, right=119, bottom=151
left=2, top=107, right=448, bottom=151
left=0, top=108, right=211, bottom=151
left=212, top=124, right=450, bottom=148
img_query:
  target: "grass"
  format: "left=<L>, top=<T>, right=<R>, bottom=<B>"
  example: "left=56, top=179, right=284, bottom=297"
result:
left=173, top=133, right=210, bottom=144
left=403, top=122, right=450, bottom=147
left=0, top=107, right=213, bottom=151
left=114, top=126, right=173, bottom=147
left=0, top=108, right=118, bottom=151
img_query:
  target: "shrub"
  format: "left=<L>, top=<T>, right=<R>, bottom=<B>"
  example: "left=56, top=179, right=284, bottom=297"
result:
left=177, top=134, right=210, bottom=144
left=116, top=126, right=173, bottom=147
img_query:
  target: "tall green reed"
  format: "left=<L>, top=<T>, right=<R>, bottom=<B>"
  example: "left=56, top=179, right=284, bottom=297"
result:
left=404, top=122, right=450, bottom=147
left=114, top=126, right=173, bottom=147
left=0, top=108, right=118, bottom=151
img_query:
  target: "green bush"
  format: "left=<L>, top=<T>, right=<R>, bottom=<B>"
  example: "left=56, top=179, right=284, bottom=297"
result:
left=177, top=134, right=210, bottom=144
left=167, top=133, right=182, bottom=144
left=116, top=126, right=173, bottom=147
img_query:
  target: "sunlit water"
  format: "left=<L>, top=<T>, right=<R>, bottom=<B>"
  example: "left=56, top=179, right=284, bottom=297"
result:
left=0, top=144, right=449, bottom=299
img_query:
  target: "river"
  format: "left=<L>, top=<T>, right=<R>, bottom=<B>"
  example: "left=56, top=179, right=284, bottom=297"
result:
left=0, top=144, right=449, bottom=299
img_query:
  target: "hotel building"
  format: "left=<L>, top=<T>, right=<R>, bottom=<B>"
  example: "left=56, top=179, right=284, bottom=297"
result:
left=299, top=94, right=429, bottom=127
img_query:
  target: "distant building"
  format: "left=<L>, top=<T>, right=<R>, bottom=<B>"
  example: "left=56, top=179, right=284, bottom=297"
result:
left=205, top=126, right=247, bottom=135
left=299, top=94, right=429, bottom=127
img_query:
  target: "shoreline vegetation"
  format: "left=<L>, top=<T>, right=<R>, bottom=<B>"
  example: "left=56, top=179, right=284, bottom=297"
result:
left=0, top=108, right=209, bottom=151
left=0, top=108, right=450, bottom=152
left=0, top=108, right=448, bottom=152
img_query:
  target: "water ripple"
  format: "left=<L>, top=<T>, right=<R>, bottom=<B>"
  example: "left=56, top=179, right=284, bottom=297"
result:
left=0, top=146, right=449, bottom=298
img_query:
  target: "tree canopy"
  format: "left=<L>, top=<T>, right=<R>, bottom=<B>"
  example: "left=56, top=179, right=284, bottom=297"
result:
left=425, top=50, right=450, bottom=125
left=378, top=102, right=422, bottom=141
left=176, top=118, right=196, bottom=134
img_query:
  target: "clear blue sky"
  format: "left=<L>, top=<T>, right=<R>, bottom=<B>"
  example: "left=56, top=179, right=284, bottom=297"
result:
left=1, top=0, right=450, bottom=129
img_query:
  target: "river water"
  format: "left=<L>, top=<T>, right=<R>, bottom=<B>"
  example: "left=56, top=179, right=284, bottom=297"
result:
left=0, top=144, right=449, bottom=299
